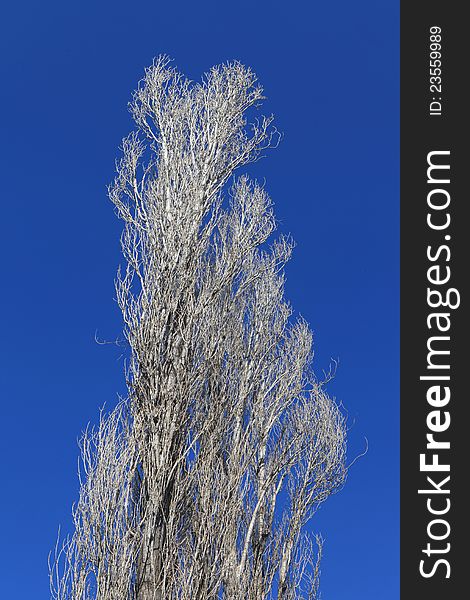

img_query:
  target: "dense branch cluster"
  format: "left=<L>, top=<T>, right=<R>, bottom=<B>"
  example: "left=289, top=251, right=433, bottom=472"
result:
left=51, top=56, right=347, bottom=600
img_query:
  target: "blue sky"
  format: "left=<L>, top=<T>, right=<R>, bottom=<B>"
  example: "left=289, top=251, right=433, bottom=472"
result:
left=0, top=1, right=398, bottom=597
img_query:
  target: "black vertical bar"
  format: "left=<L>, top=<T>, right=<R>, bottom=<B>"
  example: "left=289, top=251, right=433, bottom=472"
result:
left=401, top=3, right=468, bottom=598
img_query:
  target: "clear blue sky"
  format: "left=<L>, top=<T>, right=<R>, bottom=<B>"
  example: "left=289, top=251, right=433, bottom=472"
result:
left=0, top=1, right=398, bottom=598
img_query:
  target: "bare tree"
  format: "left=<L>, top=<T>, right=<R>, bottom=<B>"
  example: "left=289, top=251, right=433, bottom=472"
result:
left=51, top=56, right=347, bottom=600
